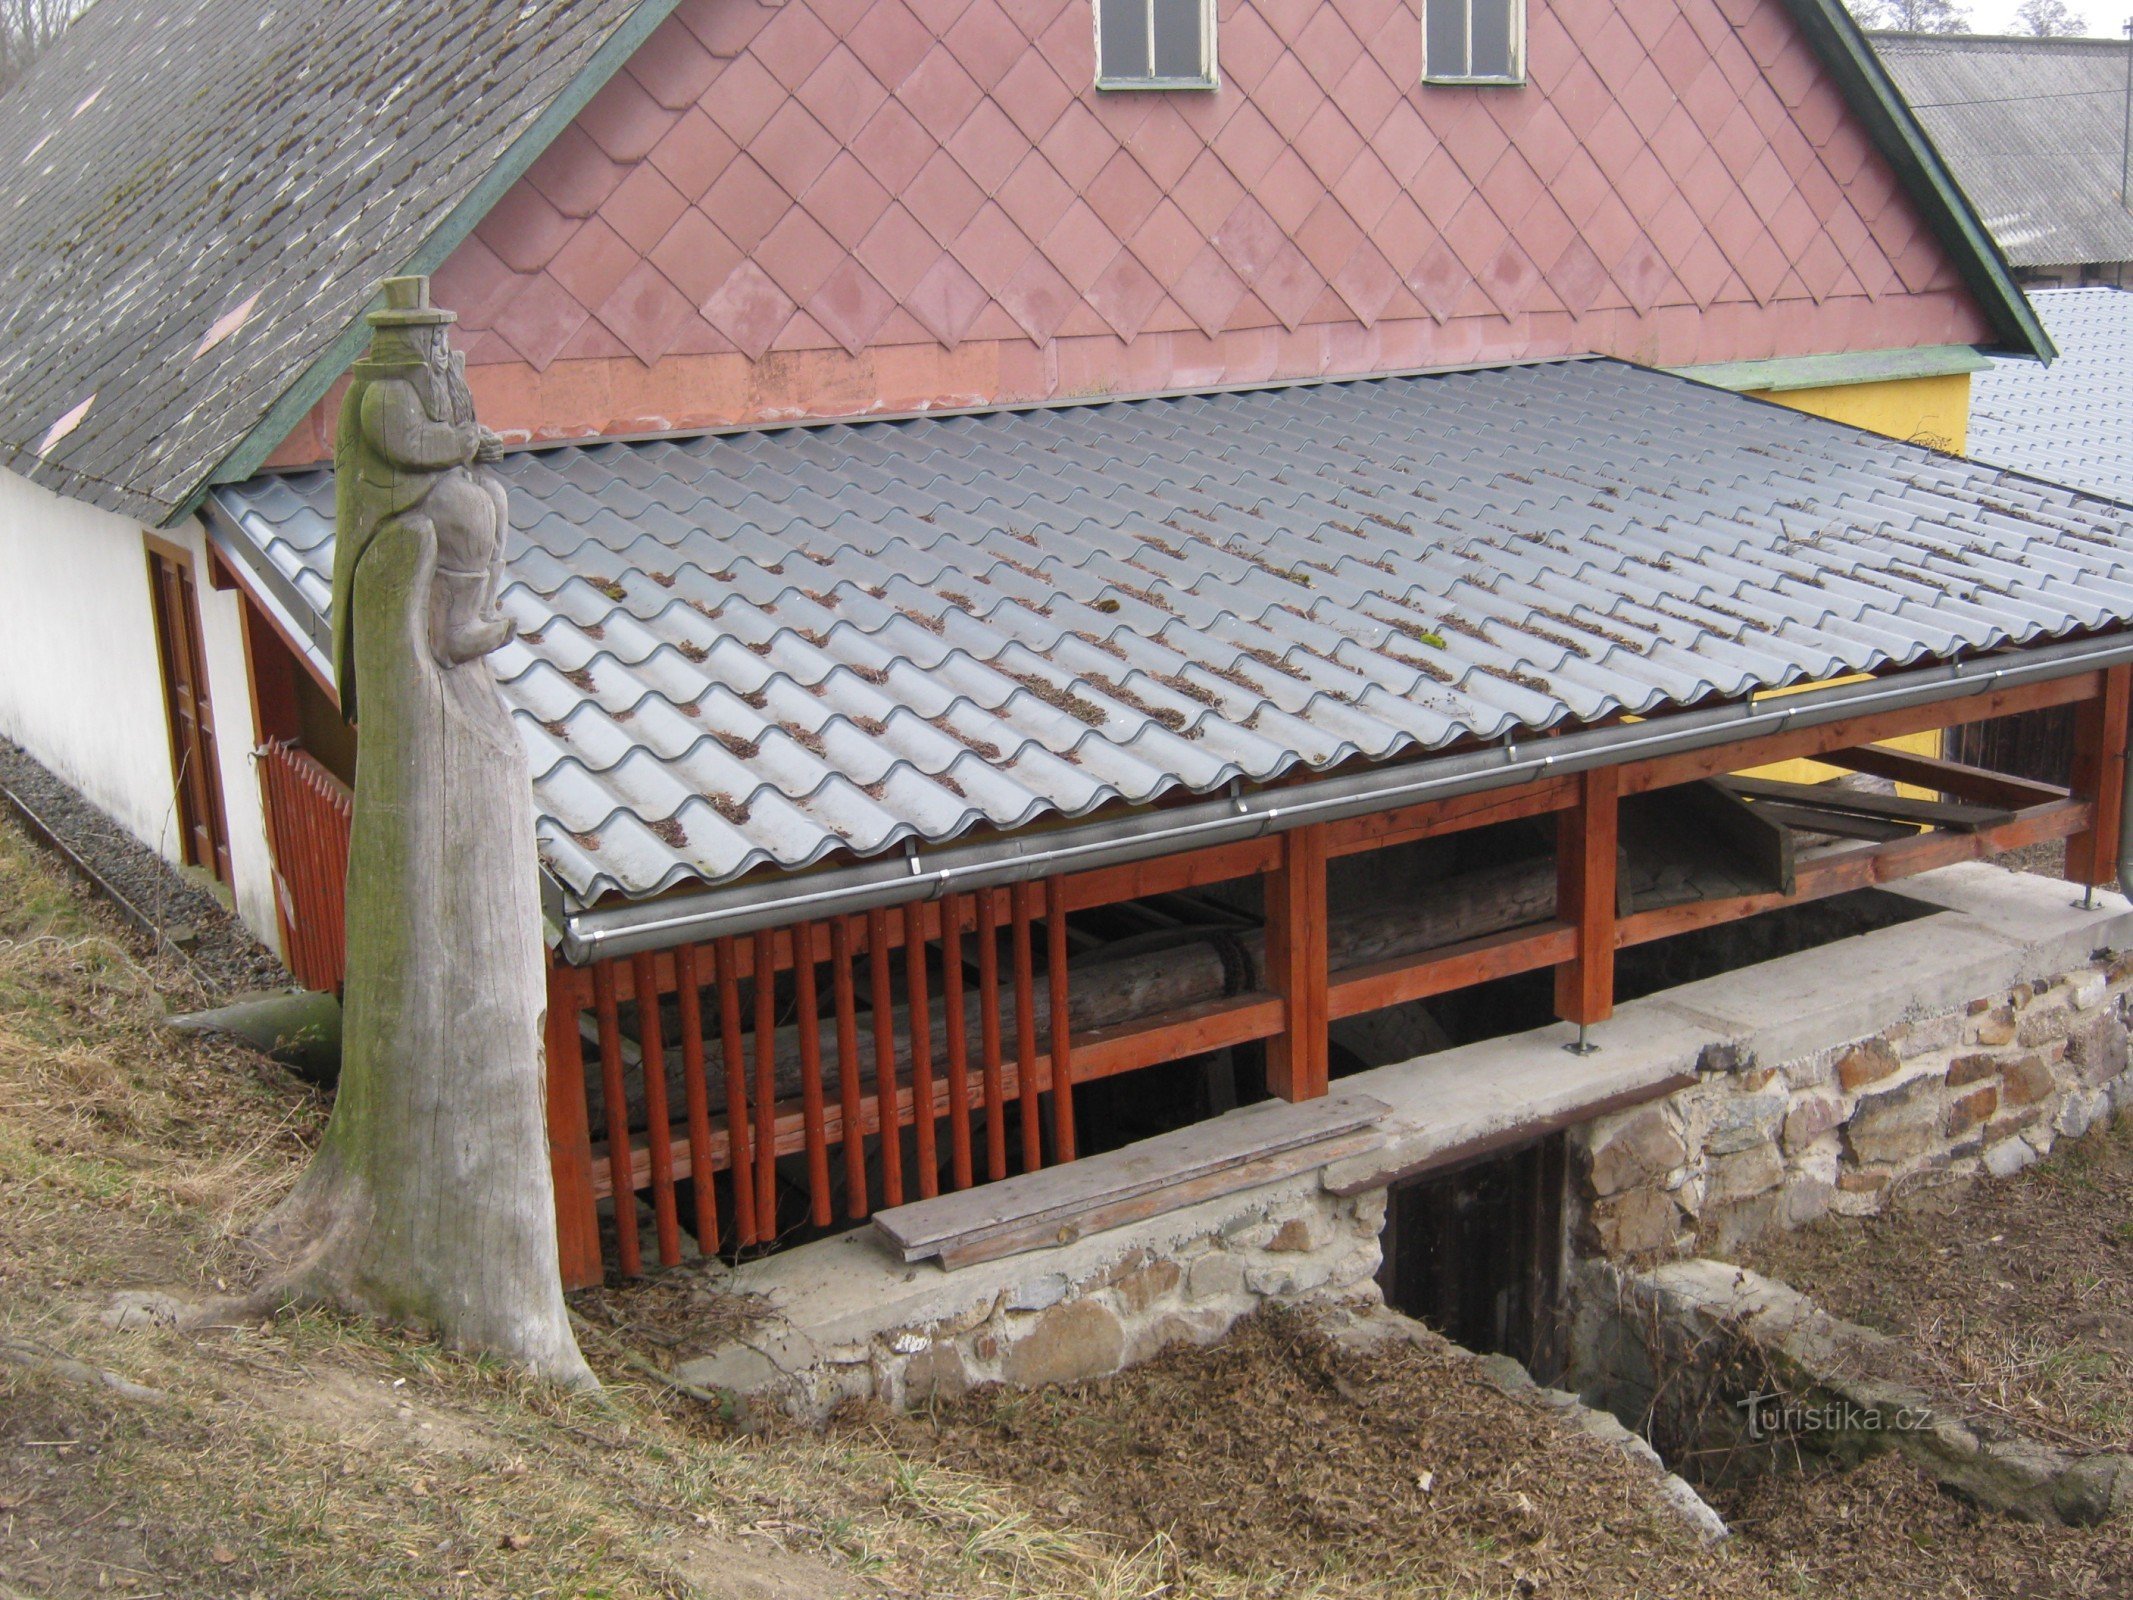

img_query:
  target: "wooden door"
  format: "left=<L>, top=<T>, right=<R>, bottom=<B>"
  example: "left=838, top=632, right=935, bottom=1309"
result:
left=146, top=544, right=232, bottom=885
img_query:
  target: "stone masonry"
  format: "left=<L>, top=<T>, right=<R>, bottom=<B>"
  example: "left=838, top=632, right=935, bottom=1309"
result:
left=1571, top=952, right=2133, bottom=1262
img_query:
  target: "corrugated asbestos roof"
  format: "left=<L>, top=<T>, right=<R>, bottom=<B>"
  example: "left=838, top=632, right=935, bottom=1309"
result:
left=1874, top=32, right=2133, bottom=271
left=210, top=358, right=2133, bottom=909
left=0, top=0, right=664, bottom=523
left=1970, top=288, right=2133, bottom=504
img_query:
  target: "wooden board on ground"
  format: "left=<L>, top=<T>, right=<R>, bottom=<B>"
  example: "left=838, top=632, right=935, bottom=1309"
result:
left=873, top=1090, right=1388, bottom=1266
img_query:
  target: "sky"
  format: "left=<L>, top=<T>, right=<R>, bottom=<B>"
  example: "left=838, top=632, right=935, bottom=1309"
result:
left=1963, top=0, right=2128, bottom=34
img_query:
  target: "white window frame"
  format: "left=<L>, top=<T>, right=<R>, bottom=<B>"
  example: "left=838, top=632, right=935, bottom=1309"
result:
left=1094, top=0, right=1219, bottom=91
left=1422, top=0, right=1526, bottom=86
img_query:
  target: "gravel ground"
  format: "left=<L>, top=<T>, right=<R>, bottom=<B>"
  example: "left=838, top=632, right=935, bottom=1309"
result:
left=0, top=736, right=288, bottom=999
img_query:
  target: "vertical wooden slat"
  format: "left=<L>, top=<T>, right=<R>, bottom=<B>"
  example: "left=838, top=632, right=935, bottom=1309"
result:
left=1045, top=877, right=1076, bottom=1162
left=592, top=961, right=641, bottom=1278
left=831, top=916, right=869, bottom=1217
left=543, top=963, right=602, bottom=1289
left=673, top=944, right=720, bottom=1254
left=714, top=937, right=757, bottom=1247
left=905, top=902, right=939, bottom=1199
left=868, top=907, right=906, bottom=1206
left=1012, top=881, right=1043, bottom=1172
left=976, top=889, right=1008, bottom=1181
left=632, top=952, right=681, bottom=1267
left=1554, top=765, right=1621, bottom=1028
left=2067, top=664, right=2131, bottom=887
left=1265, top=824, right=1330, bottom=1102
left=941, top=892, right=975, bottom=1190
left=793, top=921, right=833, bottom=1227
left=752, top=927, right=779, bottom=1240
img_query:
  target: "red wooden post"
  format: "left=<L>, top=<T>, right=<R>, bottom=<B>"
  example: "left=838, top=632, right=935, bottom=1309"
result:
left=830, top=916, right=869, bottom=1217
left=591, top=960, right=640, bottom=1277
left=543, top=963, right=602, bottom=1290
left=1555, top=764, right=1621, bottom=1046
left=1012, top=881, right=1044, bottom=1170
left=868, top=907, right=905, bottom=1206
left=2066, top=664, right=2131, bottom=889
left=1045, top=876, right=1076, bottom=1161
left=714, top=937, right=756, bottom=1246
left=941, top=892, right=975, bottom=1190
left=792, top=920, right=833, bottom=1227
left=632, top=951, right=681, bottom=1267
left=752, top=927, right=779, bottom=1238
left=976, top=888, right=1008, bottom=1181
left=904, top=901, right=939, bottom=1197
left=1265, top=824, right=1330, bottom=1101
left=673, top=944, right=720, bottom=1254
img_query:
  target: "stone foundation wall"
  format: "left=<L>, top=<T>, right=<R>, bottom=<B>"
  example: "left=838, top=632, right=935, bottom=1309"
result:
left=696, top=1181, right=1385, bottom=1415
left=1571, top=953, right=2133, bottom=1261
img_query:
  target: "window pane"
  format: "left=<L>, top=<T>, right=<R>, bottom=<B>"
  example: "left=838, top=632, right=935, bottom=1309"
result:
left=1469, top=0, right=1516, bottom=79
left=1151, top=0, right=1205, bottom=79
left=1425, top=0, right=1469, bottom=78
left=1100, top=0, right=1149, bottom=80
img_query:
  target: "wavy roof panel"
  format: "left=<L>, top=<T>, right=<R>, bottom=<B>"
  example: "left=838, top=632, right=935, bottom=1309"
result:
left=211, top=357, right=2133, bottom=907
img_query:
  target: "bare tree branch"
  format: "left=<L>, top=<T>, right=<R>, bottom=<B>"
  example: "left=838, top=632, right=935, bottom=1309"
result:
left=0, top=0, right=87, bottom=97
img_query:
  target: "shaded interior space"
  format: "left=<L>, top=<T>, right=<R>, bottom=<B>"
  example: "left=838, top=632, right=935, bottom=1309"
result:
left=1377, top=1134, right=1569, bottom=1384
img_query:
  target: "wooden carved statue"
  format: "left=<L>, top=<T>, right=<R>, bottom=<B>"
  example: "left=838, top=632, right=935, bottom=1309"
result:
left=253, top=277, right=591, bottom=1385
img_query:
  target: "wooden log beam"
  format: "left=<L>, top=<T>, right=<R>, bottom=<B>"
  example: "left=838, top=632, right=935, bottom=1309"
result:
left=1821, top=745, right=2069, bottom=812
left=1328, top=921, right=1577, bottom=1020
left=2066, top=665, right=2131, bottom=888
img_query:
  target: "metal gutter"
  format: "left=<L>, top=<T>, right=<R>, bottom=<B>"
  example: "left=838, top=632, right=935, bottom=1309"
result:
left=556, top=631, right=2133, bottom=963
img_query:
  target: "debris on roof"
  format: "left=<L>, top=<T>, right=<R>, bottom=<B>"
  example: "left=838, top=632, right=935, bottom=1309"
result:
left=209, top=358, right=2133, bottom=907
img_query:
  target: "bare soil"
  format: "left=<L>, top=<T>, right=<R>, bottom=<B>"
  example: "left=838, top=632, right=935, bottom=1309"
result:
left=1740, top=1113, right=2133, bottom=1455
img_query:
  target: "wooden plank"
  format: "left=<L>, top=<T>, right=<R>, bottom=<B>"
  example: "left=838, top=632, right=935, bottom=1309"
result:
left=830, top=916, right=868, bottom=1219
left=1616, top=798, right=2091, bottom=946
left=1736, top=800, right=1920, bottom=843
left=934, top=1126, right=1387, bottom=1270
left=1323, top=773, right=1578, bottom=857
left=752, top=927, right=779, bottom=1235
left=1012, top=882, right=1042, bottom=1172
left=1046, top=876, right=1076, bottom=1163
left=941, top=892, right=975, bottom=1191
left=542, top=968, right=603, bottom=1290
left=673, top=944, right=720, bottom=1252
left=1716, top=775, right=2012, bottom=833
left=1057, top=837, right=1281, bottom=912
left=1823, top=744, right=2069, bottom=812
left=633, top=951, right=681, bottom=1267
left=2066, top=664, right=2130, bottom=887
left=715, top=937, right=757, bottom=1246
left=1069, top=993, right=1287, bottom=1080
left=592, top=961, right=640, bottom=1277
left=1328, top=921, right=1577, bottom=1020
left=976, top=889, right=1008, bottom=1182
left=873, top=1090, right=1390, bottom=1261
left=1621, top=672, right=2098, bottom=795
left=1555, top=766, right=1619, bottom=1027
left=1264, top=823, right=1330, bottom=1102
left=905, top=901, right=939, bottom=1198
left=793, top=921, right=832, bottom=1228
left=868, top=907, right=904, bottom=1208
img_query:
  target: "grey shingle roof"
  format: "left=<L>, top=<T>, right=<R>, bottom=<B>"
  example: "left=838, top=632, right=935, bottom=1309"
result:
left=208, top=357, right=2133, bottom=909
left=0, top=0, right=665, bottom=524
left=1874, top=32, right=2133, bottom=271
left=1969, top=287, right=2133, bottom=503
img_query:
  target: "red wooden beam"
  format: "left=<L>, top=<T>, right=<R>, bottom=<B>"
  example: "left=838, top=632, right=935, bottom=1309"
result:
left=1555, top=765, right=1619, bottom=1030
left=543, top=962, right=602, bottom=1291
left=2066, top=665, right=2130, bottom=888
left=1328, top=921, right=1578, bottom=1020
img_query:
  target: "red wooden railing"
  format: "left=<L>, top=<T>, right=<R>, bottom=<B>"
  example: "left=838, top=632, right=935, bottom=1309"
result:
left=257, top=739, right=353, bottom=992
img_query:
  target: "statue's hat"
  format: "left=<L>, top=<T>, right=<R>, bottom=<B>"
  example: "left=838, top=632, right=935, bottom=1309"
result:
left=367, top=275, right=458, bottom=329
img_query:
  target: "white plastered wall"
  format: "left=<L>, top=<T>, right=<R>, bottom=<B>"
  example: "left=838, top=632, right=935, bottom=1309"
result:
left=0, top=464, right=282, bottom=955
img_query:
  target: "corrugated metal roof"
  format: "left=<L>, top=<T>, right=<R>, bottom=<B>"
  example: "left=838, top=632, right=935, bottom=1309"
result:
left=210, top=357, right=2133, bottom=909
left=1874, top=33, right=2133, bottom=271
left=1969, top=288, right=2133, bottom=505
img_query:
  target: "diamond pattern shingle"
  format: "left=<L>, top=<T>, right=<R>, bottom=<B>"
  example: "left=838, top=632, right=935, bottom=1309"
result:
left=213, top=359, right=2133, bottom=909
left=436, top=0, right=1991, bottom=426
left=0, top=0, right=662, bottom=521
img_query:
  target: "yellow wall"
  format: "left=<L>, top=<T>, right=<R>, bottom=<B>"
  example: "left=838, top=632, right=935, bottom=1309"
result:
left=1737, top=371, right=1973, bottom=784
left=1747, top=371, right=1971, bottom=456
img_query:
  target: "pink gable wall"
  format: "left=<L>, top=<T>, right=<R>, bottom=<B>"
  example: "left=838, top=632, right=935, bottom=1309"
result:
left=272, top=0, right=1994, bottom=461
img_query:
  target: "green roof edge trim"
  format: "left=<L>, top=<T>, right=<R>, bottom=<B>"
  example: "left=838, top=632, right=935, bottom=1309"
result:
left=1671, top=343, right=1991, bottom=393
left=1781, top=0, right=2052, bottom=365
left=172, top=0, right=685, bottom=528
